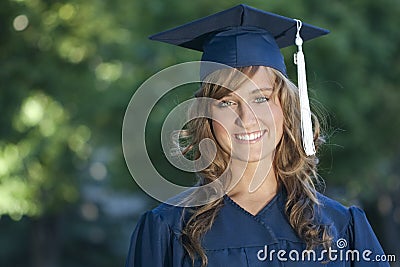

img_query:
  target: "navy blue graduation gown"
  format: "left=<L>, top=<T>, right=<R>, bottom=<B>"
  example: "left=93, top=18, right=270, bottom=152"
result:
left=126, top=188, right=389, bottom=266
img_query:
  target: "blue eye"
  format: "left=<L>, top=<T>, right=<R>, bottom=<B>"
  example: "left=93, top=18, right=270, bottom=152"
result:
left=217, top=100, right=235, bottom=107
left=254, top=96, right=269, bottom=103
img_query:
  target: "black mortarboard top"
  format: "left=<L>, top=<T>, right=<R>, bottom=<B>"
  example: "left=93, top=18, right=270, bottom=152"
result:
left=149, top=4, right=329, bottom=77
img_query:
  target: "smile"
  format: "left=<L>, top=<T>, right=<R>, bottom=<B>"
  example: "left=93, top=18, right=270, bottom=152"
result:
left=234, top=130, right=266, bottom=142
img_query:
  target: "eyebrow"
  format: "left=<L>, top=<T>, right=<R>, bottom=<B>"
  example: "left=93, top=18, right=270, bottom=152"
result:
left=250, top=87, right=273, bottom=94
left=220, top=87, right=273, bottom=99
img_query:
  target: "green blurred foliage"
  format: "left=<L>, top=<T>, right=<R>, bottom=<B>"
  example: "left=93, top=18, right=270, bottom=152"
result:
left=0, top=0, right=399, bottom=266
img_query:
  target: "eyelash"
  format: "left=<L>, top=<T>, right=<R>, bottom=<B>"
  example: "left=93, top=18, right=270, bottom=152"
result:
left=217, top=100, right=235, bottom=107
left=217, top=96, right=270, bottom=107
left=254, top=96, right=269, bottom=103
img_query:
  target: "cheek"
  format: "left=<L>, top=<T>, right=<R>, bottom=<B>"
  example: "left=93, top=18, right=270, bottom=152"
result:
left=211, top=108, right=236, bottom=138
left=212, top=121, right=229, bottom=140
left=270, top=105, right=284, bottom=137
left=211, top=120, right=234, bottom=154
left=252, top=103, right=283, bottom=130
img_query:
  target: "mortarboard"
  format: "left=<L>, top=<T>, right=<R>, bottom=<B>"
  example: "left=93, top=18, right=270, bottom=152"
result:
left=149, top=4, right=329, bottom=156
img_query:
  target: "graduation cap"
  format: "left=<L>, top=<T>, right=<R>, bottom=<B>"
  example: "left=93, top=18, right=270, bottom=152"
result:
left=149, top=4, right=329, bottom=156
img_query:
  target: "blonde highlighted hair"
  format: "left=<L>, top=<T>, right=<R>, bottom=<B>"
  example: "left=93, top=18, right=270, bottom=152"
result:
left=180, top=66, right=332, bottom=267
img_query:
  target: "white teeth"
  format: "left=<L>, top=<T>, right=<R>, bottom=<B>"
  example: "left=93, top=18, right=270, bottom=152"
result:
left=235, top=131, right=264, bottom=141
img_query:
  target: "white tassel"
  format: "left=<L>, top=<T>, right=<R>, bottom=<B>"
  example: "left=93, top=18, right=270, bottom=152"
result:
left=294, top=20, right=315, bottom=156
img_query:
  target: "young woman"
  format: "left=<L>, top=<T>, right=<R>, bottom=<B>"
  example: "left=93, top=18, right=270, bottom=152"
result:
left=125, top=4, right=388, bottom=267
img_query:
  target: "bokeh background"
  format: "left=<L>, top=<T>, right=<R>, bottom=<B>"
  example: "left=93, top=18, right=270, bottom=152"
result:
left=1, top=0, right=399, bottom=266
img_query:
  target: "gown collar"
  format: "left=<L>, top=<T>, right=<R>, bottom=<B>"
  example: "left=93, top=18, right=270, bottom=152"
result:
left=202, top=185, right=302, bottom=250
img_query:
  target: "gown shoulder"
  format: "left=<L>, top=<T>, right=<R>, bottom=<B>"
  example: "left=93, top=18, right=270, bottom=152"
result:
left=125, top=203, right=187, bottom=267
left=315, top=192, right=389, bottom=266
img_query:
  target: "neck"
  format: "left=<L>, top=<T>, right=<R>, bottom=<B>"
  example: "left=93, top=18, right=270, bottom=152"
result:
left=227, top=157, right=278, bottom=198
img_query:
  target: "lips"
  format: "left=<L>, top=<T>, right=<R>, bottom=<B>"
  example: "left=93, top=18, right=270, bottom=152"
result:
left=234, top=130, right=266, bottom=142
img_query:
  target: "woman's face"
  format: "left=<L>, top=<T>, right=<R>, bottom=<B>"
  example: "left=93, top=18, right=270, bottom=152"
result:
left=211, top=67, right=284, bottom=163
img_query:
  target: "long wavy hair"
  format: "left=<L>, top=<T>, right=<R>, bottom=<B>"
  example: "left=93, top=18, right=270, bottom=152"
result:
left=179, top=66, right=332, bottom=267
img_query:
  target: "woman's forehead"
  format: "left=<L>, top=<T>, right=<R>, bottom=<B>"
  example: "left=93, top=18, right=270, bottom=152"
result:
left=206, top=66, right=277, bottom=99
left=224, top=86, right=273, bottom=99
left=224, top=69, right=275, bottom=96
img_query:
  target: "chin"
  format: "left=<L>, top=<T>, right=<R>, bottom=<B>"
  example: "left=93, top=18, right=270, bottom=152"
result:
left=231, top=152, right=275, bottom=163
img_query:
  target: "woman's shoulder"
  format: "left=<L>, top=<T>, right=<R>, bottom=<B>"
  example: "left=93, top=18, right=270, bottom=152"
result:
left=316, top=192, right=350, bottom=214
left=315, top=192, right=356, bottom=233
left=126, top=202, right=189, bottom=266
left=315, top=192, right=388, bottom=261
left=143, top=201, right=187, bottom=232
left=315, top=192, right=377, bottom=235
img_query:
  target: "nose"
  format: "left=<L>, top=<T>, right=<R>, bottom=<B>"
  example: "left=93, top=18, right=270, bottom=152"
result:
left=235, top=102, right=258, bottom=128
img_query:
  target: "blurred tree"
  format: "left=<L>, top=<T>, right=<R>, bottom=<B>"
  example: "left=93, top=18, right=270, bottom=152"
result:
left=0, top=0, right=140, bottom=266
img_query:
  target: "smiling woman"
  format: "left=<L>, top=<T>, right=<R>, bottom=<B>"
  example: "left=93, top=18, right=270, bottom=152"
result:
left=176, top=64, right=331, bottom=266
left=125, top=4, right=389, bottom=267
